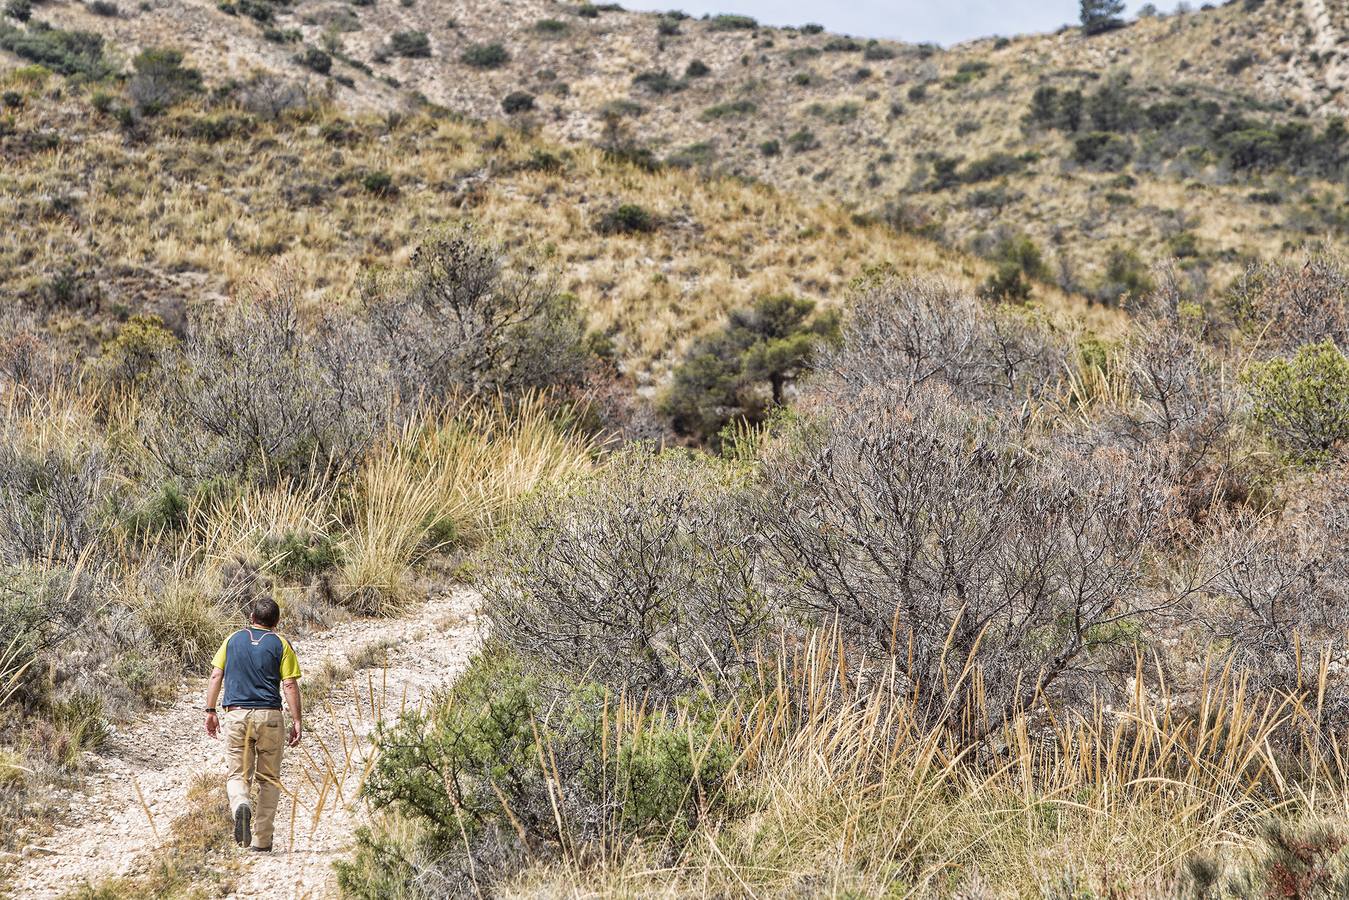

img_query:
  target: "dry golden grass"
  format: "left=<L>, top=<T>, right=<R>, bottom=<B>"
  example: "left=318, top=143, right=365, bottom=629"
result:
left=495, top=636, right=1349, bottom=899
left=19, top=0, right=1345, bottom=298
left=340, top=392, right=595, bottom=612
left=0, top=69, right=1105, bottom=382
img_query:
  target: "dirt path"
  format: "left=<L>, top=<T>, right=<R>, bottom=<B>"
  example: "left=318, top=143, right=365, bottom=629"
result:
left=5, top=586, right=480, bottom=900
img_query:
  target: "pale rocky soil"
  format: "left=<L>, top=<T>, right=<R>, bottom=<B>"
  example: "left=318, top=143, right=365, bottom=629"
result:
left=3, top=586, right=481, bottom=900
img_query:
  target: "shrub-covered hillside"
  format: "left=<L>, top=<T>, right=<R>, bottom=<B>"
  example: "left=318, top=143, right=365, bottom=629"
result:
left=0, top=62, right=1033, bottom=386
left=341, top=258, right=1349, bottom=898
left=11, top=0, right=1349, bottom=297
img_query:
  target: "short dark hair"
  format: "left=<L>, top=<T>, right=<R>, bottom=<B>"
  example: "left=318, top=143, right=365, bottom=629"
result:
left=250, top=597, right=281, bottom=629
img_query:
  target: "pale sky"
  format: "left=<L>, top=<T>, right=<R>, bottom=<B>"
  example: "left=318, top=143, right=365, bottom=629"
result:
left=621, top=2, right=1179, bottom=46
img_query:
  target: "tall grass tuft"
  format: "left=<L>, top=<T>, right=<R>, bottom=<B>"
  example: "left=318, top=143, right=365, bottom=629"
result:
left=497, top=634, right=1349, bottom=898
left=341, top=393, right=594, bottom=614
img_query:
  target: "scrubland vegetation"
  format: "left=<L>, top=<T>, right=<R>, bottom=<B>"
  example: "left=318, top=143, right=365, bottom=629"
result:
left=0, top=220, right=596, bottom=864
left=5, top=11, right=1349, bottom=897
left=330, top=257, right=1349, bottom=897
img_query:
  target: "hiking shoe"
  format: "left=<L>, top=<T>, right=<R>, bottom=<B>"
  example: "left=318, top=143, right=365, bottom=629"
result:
left=233, top=804, right=252, bottom=848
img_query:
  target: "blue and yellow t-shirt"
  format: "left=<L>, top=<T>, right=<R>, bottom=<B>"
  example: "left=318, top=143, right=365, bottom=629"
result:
left=212, top=628, right=302, bottom=709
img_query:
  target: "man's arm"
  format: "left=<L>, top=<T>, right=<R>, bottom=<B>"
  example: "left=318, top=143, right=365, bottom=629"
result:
left=282, top=678, right=302, bottom=747
left=204, top=667, right=224, bottom=738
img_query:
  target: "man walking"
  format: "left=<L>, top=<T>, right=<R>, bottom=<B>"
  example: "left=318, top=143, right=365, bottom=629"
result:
left=203, top=597, right=303, bottom=852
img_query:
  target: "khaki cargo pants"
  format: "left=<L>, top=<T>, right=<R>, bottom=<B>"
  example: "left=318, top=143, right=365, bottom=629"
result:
left=224, top=708, right=285, bottom=849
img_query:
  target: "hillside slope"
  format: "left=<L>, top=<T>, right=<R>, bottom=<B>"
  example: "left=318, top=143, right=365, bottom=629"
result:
left=0, top=61, right=1071, bottom=385
left=10, top=0, right=1349, bottom=299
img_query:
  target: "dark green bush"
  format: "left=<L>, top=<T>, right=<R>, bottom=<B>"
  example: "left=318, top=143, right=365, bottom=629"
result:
left=786, top=128, right=817, bottom=152
left=981, top=234, right=1049, bottom=302
left=533, top=17, right=568, bottom=35
left=1094, top=246, right=1153, bottom=304
left=684, top=58, right=709, bottom=78
left=88, top=0, right=118, bottom=16
left=389, top=30, right=430, bottom=58
left=708, top=13, right=756, bottom=30
left=128, top=47, right=203, bottom=115
left=632, top=68, right=683, bottom=94
left=1080, top=0, right=1126, bottom=35
left=822, top=36, right=861, bottom=52
left=0, top=22, right=112, bottom=79
left=258, top=529, right=343, bottom=580
left=863, top=40, right=895, bottom=60
left=500, top=90, right=534, bottom=114
left=2, top=0, right=31, bottom=22
left=296, top=46, right=331, bottom=74
left=962, top=151, right=1025, bottom=183
left=663, top=294, right=840, bottom=441
left=1072, top=131, right=1132, bottom=170
left=460, top=42, right=507, bottom=68
left=362, top=170, right=396, bottom=196
left=595, top=203, right=655, bottom=235
left=945, top=60, right=989, bottom=88
left=700, top=98, right=756, bottom=120
left=341, top=650, right=734, bottom=895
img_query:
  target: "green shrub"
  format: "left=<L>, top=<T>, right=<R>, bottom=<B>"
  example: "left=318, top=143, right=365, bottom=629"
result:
left=1168, top=231, right=1200, bottom=259
left=460, top=42, right=508, bottom=68
left=1094, top=246, right=1153, bottom=304
left=633, top=68, right=683, bottom=94
left=708, top=13, right=756, bottom=30
left=945, top=60, right=989, bottom=88
left=259, top=529, right=343, bottom=580
left=3, top=0, right=31, bottom=22
left=88, top=0, right=118, bottom=16
left=595, top=203, right=655, bottom=235
left=100, top=313, right=177, bottom=387
left=1243, top=341, right=1349, bottom=463
left=296, top=46, right=331, bottom=74
left=1081, top=0, right=1126, bottom=35
left=1072, top=131, right=1132, bottom=170
left=0, top=22, right=113, bottom=79
left=237, top=0, right=273, bottom=22
left=684, top=58, right=709, bottom=78
left=822, top=36, right=861, bottom=52
left=981, top=234, right=1049, bottom=302
left=123, top=481, right=194, bottom=538
left=533, top=17, right=568, bottom=35
left=362, top=170, right=396, bottom=196
left=786, top=128, right=817, bottom=152
left=863, top=40, right=895, bottom=60
left=666, top=141, right=715, bottom=168
left=700, top=98, right=756, bottom=120
left=127, top=47, right=203, bottom=115
left=962, top=151, right=1025, bottom=183
left=663, top=294, right=840, bottom=441
left=342, top=651, right=734, bottom=894
left=759, top=138, right=780, bottom=156
left=500, top=90, right=534, bottom=114
left=389, top=30, right=429, bottom=58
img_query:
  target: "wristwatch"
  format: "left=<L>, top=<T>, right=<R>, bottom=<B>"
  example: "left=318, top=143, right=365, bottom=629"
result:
left=205, top=707, right=217, bottom=713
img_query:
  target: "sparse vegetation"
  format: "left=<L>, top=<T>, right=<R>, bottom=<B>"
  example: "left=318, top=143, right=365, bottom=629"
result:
left=389, top=30, right=430, bottom=58
left=460, top=41, right=508, bottom=69
left=13, top=7, right=1349, bottom=893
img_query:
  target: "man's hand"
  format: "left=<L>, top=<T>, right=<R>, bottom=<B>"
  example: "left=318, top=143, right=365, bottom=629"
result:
left=287, top=719, right=302, bottom=747
left=205, top=710, right=219, bottom=738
